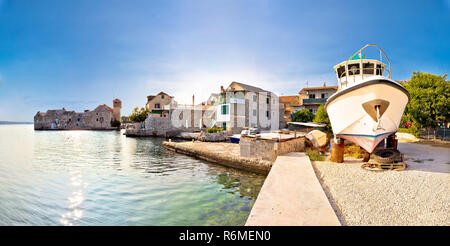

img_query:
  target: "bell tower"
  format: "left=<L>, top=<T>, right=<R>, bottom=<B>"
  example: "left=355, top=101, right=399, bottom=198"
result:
left=113, top=98, right=122, bottom=122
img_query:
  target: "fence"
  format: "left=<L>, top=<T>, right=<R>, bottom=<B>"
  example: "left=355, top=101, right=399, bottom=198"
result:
left=419, top=127, right=450, bottom=141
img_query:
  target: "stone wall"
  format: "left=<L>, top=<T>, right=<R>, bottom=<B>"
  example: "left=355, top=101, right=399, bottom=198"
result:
left=163, top=141, right=272, bottom=174
left=125, top=116, right=179, bottom=137
left=34, top=109, right=116, bottom=130
left=240, top=136, right=305, bottom=162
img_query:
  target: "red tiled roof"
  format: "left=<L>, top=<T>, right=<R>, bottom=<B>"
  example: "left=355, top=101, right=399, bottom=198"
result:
left=279, top=95, right=299, bottom=103
left=94, top=104, right=113, bottom=113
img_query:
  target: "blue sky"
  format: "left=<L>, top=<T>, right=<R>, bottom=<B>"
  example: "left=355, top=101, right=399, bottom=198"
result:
left=0, top=0, right=449, bottom=121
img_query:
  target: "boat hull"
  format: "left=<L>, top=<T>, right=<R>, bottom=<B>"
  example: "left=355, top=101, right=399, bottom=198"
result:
left=325, top=78, right=410, bottom=153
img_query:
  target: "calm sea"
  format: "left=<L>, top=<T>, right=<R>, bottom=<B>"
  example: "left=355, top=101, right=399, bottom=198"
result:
left=0, top=124, right=265, bottom=225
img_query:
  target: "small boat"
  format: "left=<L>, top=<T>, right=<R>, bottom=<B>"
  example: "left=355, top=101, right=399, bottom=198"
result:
left=325, top=44, right=410, bottom=153
left=228, top=134, right=241, bottom=143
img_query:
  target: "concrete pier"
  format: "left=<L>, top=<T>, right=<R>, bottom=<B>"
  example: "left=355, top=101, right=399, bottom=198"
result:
left=245, top=152, right=341, bottom=226
left=163, top=141, right=273, bottom=174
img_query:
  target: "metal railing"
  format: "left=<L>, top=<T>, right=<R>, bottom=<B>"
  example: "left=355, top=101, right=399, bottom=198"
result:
left=338, top=44, right=392, bottom=87
left=303, top=98, right=327, bottom=104
left=345, top=44, right=391, bottom=78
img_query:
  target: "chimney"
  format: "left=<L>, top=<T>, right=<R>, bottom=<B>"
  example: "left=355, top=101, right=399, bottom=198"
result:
left=192, top=94, right=195, bottom=106
left=323, top=82, right=327, bottom=87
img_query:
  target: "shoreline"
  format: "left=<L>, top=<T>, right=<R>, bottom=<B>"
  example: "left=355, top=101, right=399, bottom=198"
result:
left=163, top=141, right=272, bottom=175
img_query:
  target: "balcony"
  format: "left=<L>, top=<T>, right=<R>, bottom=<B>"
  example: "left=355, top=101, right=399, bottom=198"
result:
left=302, top=98, right=327, bottom=104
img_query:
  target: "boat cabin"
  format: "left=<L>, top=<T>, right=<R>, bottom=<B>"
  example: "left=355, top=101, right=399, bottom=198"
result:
left=333, top=44, right=392, bottom=91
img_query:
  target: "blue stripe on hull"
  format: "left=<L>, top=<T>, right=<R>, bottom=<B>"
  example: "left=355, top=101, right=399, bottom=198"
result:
left=336, top=132, right=394, bottom=139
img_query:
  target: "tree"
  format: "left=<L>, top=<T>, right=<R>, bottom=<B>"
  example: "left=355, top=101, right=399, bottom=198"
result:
left=313, top=104, right=332, bottom=132
left=403, top=72, right=449, bottom=129
left=128, top=107, right=150, bottom=123
left=110, top=119, right=121, bottom=128
left=292, top=108, right=314, bottom=122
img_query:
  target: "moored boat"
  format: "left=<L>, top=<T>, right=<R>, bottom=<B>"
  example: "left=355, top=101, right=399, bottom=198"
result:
left=325, top=44, right=410, bottom=153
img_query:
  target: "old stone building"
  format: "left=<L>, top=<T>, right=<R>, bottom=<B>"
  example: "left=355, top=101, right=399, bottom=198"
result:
left=34, top=99, right=122, bottom=130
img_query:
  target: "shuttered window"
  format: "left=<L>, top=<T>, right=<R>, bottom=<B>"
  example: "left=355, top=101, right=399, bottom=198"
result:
left=221, top=105, right=229, bottom=115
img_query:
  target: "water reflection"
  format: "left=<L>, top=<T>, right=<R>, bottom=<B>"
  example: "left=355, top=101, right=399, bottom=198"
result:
left=0, top=125, right=266, bottom=225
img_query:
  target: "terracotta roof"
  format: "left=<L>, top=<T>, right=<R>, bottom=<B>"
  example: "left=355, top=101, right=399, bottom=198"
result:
left=147, top=92, right=172, bottom=103
left=227, top=81, right=270, bottom=93
left=94, top=104, right=113, bottom=113
left=279, top=95, right=299, bottom=103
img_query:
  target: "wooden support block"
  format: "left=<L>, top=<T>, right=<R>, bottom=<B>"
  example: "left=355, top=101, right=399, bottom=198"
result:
left=362, top=151, right=371, bottom=162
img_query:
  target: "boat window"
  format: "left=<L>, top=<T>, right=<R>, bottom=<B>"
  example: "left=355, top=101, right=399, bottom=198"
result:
left=348, top=64, right=360, bottom=75
left=363, top=63, right=374, bottom=74
left=376, top=64, right=383, bottom=75
left=336, top=66, right=346, bottom=78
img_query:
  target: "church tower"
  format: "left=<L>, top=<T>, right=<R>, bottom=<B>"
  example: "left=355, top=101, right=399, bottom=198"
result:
left=113, top=98, right=122, bottom=122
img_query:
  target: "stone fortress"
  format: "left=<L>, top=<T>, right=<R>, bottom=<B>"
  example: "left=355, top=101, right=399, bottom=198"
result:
left=34, top=99, right=122, bottom=130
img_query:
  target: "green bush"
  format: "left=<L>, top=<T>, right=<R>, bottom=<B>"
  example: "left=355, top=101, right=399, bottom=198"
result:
left=306, top=148, right=324, bottom=161
left=292, top=108, right=314, bottom=122
left=403, top=72, right=449, bottom=128
left=207, top=127, right=224, bottom=133
left=128, top=107, right=150, bottom=123
left=110, top=119, right=121, bottom=128
left=313, top=104, right=332, bottom=133
left=398, top=126, right=420, bottom=137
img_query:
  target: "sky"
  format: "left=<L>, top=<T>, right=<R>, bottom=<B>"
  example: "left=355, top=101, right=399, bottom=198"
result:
left=0, top=0, right=449, bottom=121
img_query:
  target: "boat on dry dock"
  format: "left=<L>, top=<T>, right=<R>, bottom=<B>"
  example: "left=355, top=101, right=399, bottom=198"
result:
left=325, top=44, right=410, bottom=153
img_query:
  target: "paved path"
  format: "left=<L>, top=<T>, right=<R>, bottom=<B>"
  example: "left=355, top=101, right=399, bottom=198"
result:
left=245, top=152, right=341, bottom=226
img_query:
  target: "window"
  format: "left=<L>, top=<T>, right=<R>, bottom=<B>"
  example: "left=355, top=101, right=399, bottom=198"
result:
left=221, top=105, right=229, bottom=115
left=253, top=109, right=257, bottom=116
left=266, top=98, right=269, bottom=104
left=266, top=110, right=270, bottom=118
left=321, top=93, right=328, bottom=98
left=155, top=103, right=160, bottom=108
left=161, top=95, right=165, bottom=99
left=337, top=66, right=346, bottom=78
left=376, top=64, right=383, bottom=75
left=309, top=94, right=316, bottom=99
left=348, top=64, right=360, bottom=75
left=253, top=95, right=257, bottom=102
left=77, top=118, right=80, bottom=122
left=363, top=63, right=375, bottom=74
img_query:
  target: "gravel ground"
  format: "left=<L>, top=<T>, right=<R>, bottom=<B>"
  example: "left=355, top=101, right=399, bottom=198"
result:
left=312, top=142, right=450, bottom=226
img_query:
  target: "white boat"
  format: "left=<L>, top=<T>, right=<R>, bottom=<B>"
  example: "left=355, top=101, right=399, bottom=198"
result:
left=325, top=44, right=410, bottom=153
